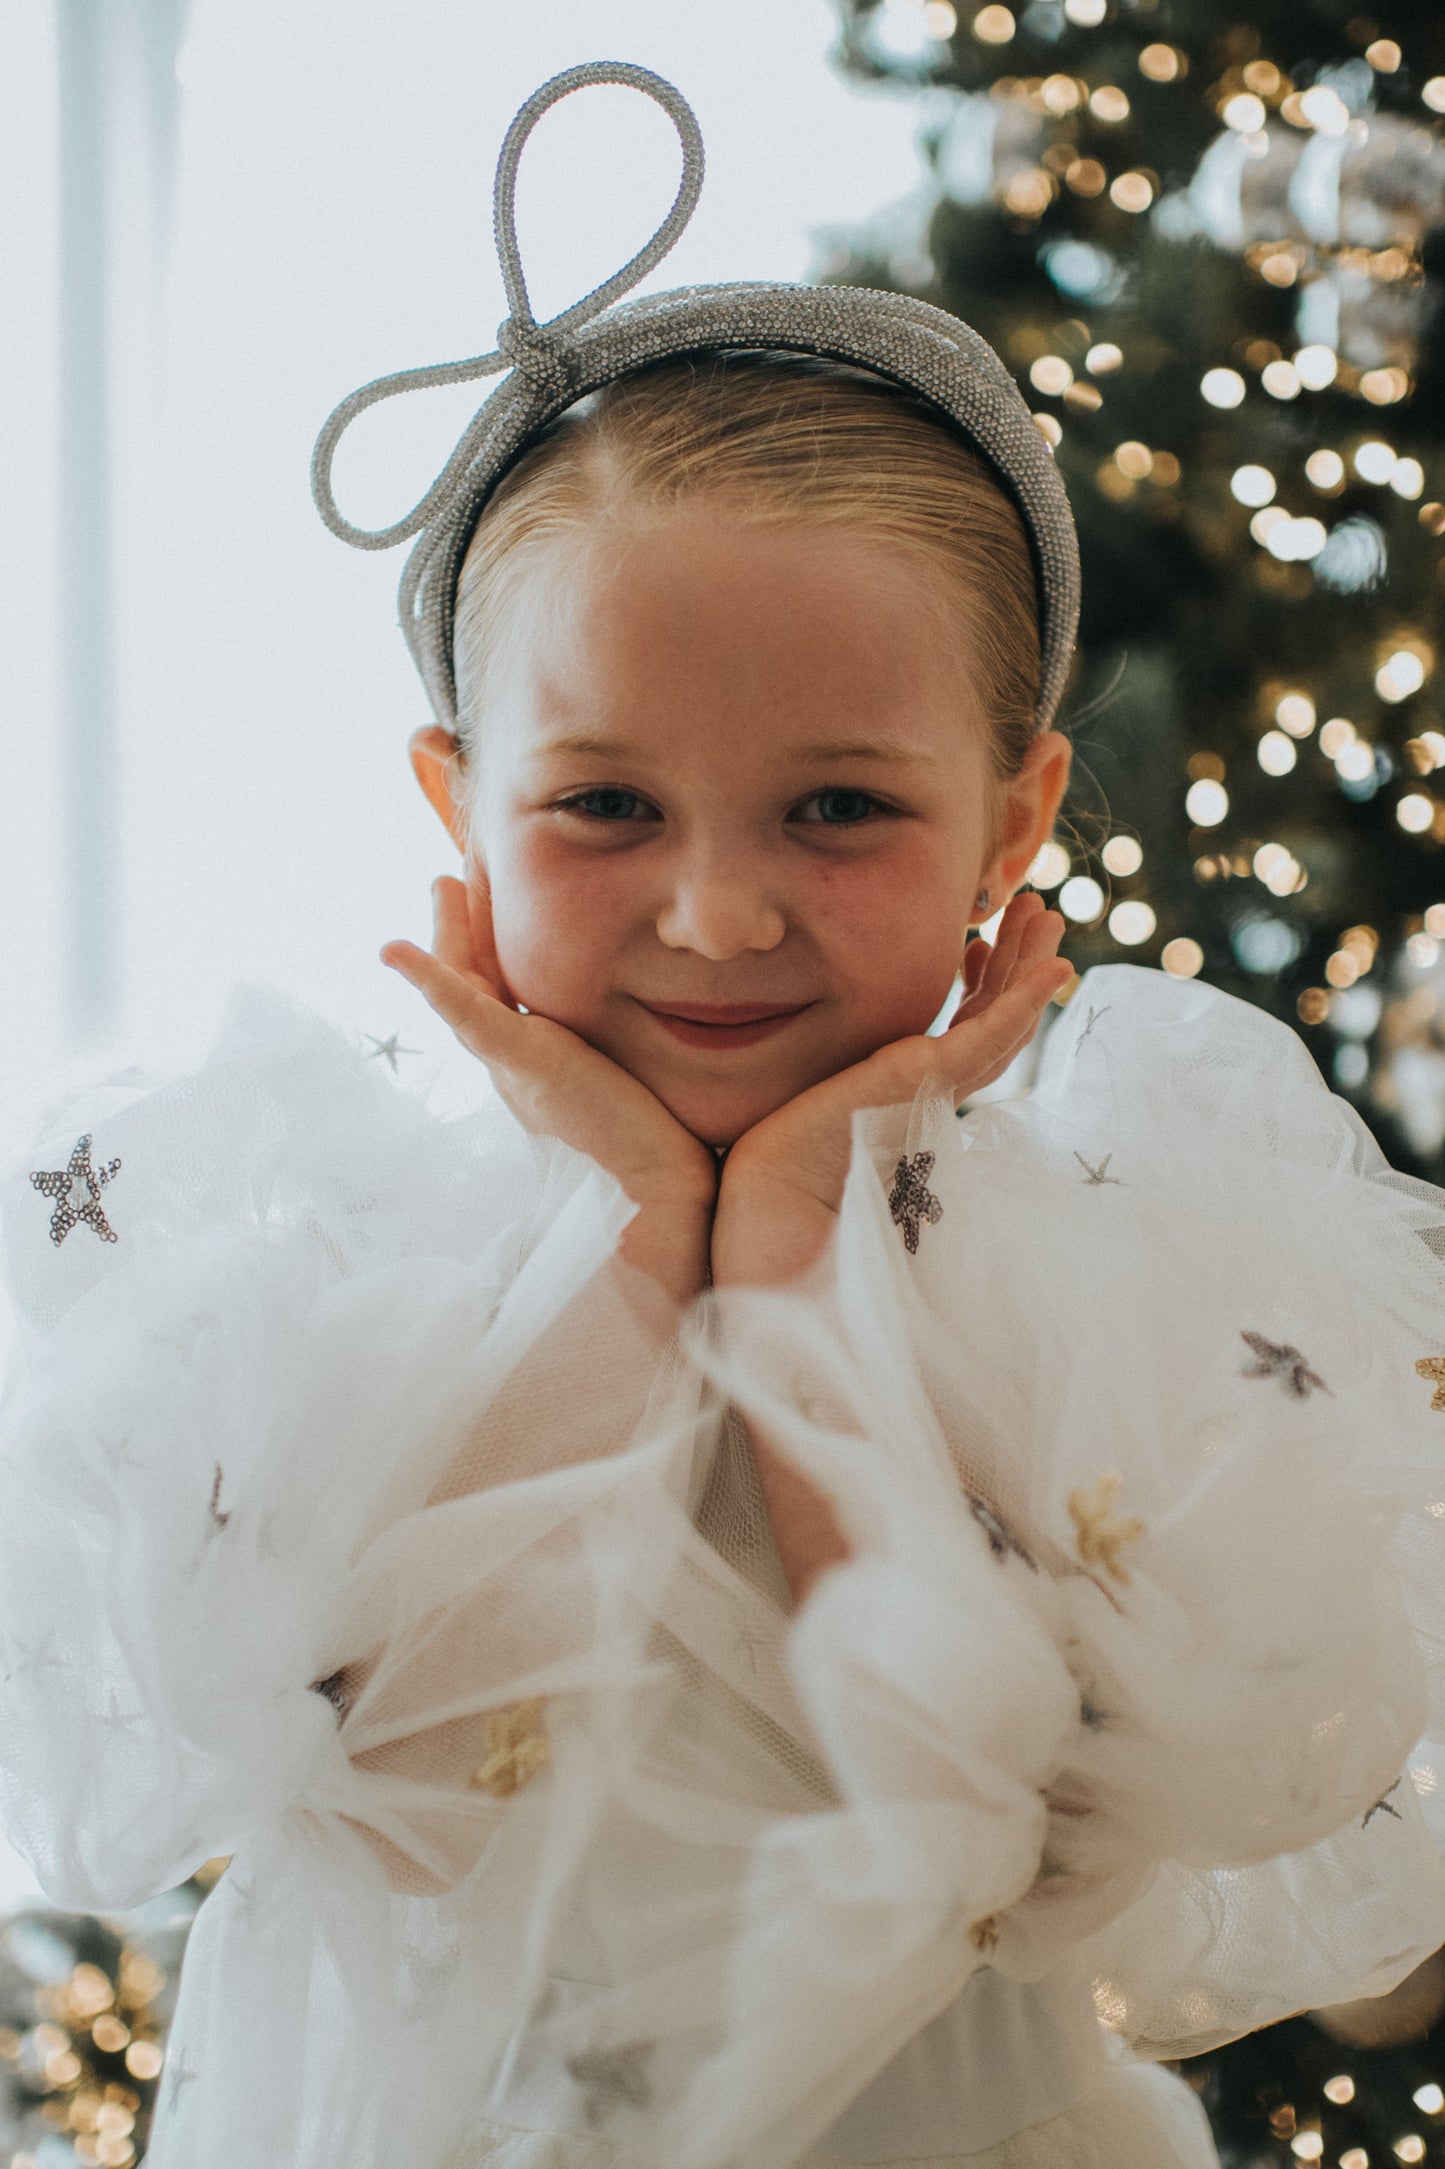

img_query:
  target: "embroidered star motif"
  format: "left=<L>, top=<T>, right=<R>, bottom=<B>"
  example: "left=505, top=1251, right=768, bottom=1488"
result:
left=1240, top=1331, right=1331, bottom=1400
left=29, top=1134, right=122, bottom=1246
left=207, top=1463, right=231, bottom=1531
left=310, top=1669, right=352, bottom=1723
left=966, top=1493, right=1036, bottom=1571
left=165, top=2047, right=201, bottom=2109
left=1073, top=1150, right=1124, bottom=1186
left=363, top=1033, right=420, bottom=1073
left=1078, top=1003, right=1112, bottom=1045
left=889, top=1151, right=943, bottom=1254
left=1416, top=1357, right=1445, bottom=1411
left=564, top=2041, right=655, bottom=2126
left=1067, top=1473, right=1148, bottom=1586
left=468, top=1696, right=551, bottom=1798
left=2, top=1629, right=69, bottom=1684
left=1363, top=1776, right=1404, bottom=1828
left=970, top=1915, right=1000, bottom=1954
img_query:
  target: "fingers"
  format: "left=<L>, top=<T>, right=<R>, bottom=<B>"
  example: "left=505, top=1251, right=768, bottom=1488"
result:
left=960, top=893, right=1063, bottom=1018
left=938, top=956, right=1071, bottom=1101
left=379, top=939, right=527, bottom=1071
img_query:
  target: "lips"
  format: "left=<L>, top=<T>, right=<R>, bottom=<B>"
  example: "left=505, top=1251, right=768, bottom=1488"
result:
left=634, top=997, right=813, bottom=1052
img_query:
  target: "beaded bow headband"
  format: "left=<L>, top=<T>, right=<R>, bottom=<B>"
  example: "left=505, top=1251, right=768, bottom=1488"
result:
left=311, top=60, right=1081, bottom=739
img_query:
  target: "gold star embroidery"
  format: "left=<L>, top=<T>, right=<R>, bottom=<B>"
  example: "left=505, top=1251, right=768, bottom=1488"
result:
left=29, top=1133, right=122, bottom=1246
left=1067, top=1473, right=1147, bottom=1586
left=468, top=1697, right=551, bottom=1798
left=1417, top=1357, right=1445, bottom=1411
left=970, top=1915, right=1000, bottom=1953
left=889, top=1151, right=943, bottom=1255
left=565, top=2041, right=654, bottom=2126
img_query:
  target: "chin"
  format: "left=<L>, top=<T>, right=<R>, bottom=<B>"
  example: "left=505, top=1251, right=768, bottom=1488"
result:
left=651, top=1075, right=789, bottom=1152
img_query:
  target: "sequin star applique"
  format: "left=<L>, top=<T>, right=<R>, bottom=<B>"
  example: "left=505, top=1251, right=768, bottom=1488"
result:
left=565, top=2041, right=655, bottom=2127
left=1067, top=1473, right=1147, bottom=1586
left=1240, top=1331, right=1332, bottom=1400
left=970, top=1915, right=1000, bottom=1954
left=889, top=1151, right=943, bottom=1254
left=1073, top=1150, right=1124, bottom=1187
left=967, top=1493, right=1037, bottom=1571
left=468, top=1697, right=552, bottom=1798
left=1416, top=1357, right=1445, bottom=1411
left=1363, top=1777, right=1404, bottom=1828
left=30, top=1133, right=122, bottom=1246
left=363, top=1033, right=420, bottom=1074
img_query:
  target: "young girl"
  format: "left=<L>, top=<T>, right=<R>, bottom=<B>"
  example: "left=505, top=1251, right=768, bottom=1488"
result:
left=6, top=60, right=1445, bottom=2169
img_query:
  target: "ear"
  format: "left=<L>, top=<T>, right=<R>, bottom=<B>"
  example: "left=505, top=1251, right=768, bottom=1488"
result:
left=408, top=725, right=471, bottom=856
left=973, top=730, right=1073, bottom=917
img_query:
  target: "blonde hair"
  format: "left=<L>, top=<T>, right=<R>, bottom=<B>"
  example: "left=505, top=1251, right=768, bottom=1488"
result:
left=452, top=350, right=1044, bottom=854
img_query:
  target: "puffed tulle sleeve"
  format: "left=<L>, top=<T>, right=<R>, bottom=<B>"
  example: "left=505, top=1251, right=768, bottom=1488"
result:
left=670, top=960, right=1445, bottom=2119
left=0, top=984, right=731, bottom=2168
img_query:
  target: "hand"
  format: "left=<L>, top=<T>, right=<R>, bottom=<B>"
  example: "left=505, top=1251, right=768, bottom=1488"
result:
left=713, top=891, right=1072, bottom=1288
left=381, top=873, right=718, bottom=1297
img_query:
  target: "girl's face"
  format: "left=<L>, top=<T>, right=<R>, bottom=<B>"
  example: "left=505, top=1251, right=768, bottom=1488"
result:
left=432, top=509, right=1071, bottom=1147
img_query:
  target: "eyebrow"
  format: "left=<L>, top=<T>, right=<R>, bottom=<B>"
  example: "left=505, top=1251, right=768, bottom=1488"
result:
left=536, top=733, right=937, bottom=766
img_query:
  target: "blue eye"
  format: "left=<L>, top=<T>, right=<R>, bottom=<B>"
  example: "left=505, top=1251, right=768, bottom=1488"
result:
left=559, top=788, right=654, bottom=822
left=797, top=789, right=888, bottom=826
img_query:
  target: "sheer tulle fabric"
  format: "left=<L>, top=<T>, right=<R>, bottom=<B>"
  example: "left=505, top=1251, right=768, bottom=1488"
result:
left=2, top=965, right=1445, bottom=2169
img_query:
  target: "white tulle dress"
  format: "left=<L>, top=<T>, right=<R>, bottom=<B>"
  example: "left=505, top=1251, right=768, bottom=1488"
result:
left=5, top=961, right=1445, bottom=2169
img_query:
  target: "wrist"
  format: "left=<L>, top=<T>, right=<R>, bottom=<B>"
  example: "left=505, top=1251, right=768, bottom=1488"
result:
left=711, top=1165, right=838, bottom=1290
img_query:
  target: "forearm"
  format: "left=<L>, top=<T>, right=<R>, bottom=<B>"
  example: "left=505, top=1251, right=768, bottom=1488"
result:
left=712, top=1172, right=854, bottom=1609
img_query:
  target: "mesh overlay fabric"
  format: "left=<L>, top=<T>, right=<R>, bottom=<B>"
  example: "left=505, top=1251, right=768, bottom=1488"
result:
left=3, top=965, right=1445, bottom=2168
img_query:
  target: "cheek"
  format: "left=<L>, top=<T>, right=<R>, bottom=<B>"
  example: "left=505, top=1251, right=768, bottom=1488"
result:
left=806, top=837, right=970, bottom=1026
left=485, top=831, right=628, bottom=1018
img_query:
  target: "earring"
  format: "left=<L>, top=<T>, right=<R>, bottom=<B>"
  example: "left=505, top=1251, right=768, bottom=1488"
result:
left=974, top=888, right=991, bottom=914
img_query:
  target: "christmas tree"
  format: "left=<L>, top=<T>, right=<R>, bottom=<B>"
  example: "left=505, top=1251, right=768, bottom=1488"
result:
left=827, top=0, right=1445, bottom=1175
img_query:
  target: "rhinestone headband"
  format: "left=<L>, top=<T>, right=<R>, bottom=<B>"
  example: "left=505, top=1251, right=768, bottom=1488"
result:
left=311, top=60, right=1082, bottom=737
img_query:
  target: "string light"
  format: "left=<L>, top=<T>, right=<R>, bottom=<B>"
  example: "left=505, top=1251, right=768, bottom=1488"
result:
left=1262, top=359, right=1302, bottom=399
left=1201, top=367, right=1245, bottom=407
left=1377, top=649, right=1429, bottom=702
left=1306, top=449, right=1345, bottom=489
left=1138, top=43, right=1182, bottom=81
left=1367, top=38, right=1403, bottom=71
left=1086, top=342, right=1123, bottom=373
left=972, top=5, right=1016, bottom=40
left=1222, top=92, right=1267, bottom=131
left=1231, top=464, right=1276, bottom=506
left=1294, top=344, right=1338, bottom=389
left=1320, top=717, right=1358, bottom=758
left=1089, top=85, right=1130, bottom=121
left=1109, top=171, right=1154, bottom=212
left=1062, top=0, right=1106, bottom=23
left=1101, top=835, right=1143, bottom=874
left=1422, top=77, right=1445, bottom=113
left=1108, top=900, right=1155, bottom=943
left=1412, top=2083, right=1445, bottom=2114
left=1324, top=2076, right=1357, bottom=2104
left=1185, top=778, right=1228, bottom=825
left=1391, top=458, right=1425, bottom=500
left=1027, top=839, right=1071, bottom=887
left=1356, top=440, right=1399, bottom=483
left=1029, top=354, right=1074, bottom=394
left=1397, top=794, right=1434, bottom=833
left=1276, top=692, right=1317, bottom=736
left=1058, top=874, right=1105, bottom=920
left=1258, top=731, right=1297, bottom=775
left=1161, top=937, right=1203, bottom=976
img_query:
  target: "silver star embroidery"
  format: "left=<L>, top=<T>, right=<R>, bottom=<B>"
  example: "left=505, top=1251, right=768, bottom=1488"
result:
left=166, top=2047, right=201, bottom=2109
left=1363, top=1776, right=1404, bottom=1828
left=1073, top=1150, right=1124, bottom=1187
left=1239, top=1331, right=1332, bottom=1400
left=565, top=2041, right=655, bottom=2127
left=29, top=1134, right=122, bottom=1246
left=364, top=1033, right=420, bottom=1073
left=1078, top=1002, right=1113, bottom=1045
left=889, top=1151, right=943, bottom=1254
left=97, top=1681, right=148, bottom=1733
left=966, top=1494, right=1036, bottom=1570
left=207, top=1463, right=232, bottom=1532
left=2, top=1629, right=69, bottom=1684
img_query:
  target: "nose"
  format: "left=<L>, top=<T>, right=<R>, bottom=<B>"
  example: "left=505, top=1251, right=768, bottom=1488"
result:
left=654, top=845, right=786, bottom=960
